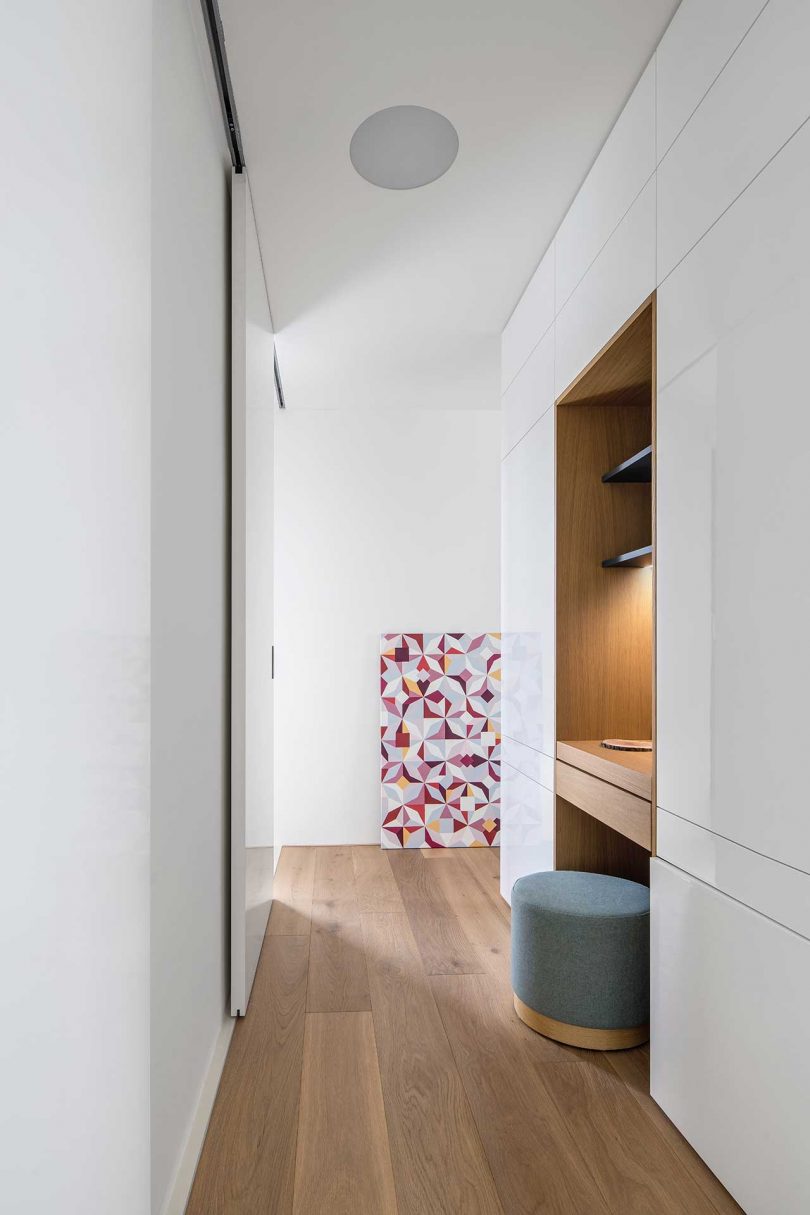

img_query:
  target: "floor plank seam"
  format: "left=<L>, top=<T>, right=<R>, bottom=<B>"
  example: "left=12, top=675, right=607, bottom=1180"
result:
left=387, top=849, right=490, bottom=978
left=290, top=887, right=312, bottom=1211
left=429, top=975, right=514, bottom=1215
left=366, top=998, right=402, bottom=1215
left=459, top=854, right=511, bottom=924
left=601, top=1053, right=735, bottom=1215
left=531, top=1063, right=621, bottom=1214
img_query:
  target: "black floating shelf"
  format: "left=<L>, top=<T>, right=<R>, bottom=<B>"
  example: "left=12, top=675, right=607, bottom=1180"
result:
left=602, top=445, right=652, bottom=484
left=602, top=544, right=653, bottom=569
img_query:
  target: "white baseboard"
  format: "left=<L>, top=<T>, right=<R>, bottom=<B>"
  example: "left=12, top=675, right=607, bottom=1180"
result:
left=160, top=1013, right=236, bottom=1215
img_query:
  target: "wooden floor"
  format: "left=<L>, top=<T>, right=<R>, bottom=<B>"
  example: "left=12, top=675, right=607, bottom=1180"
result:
left=188, top=847, right=742, bottom=1215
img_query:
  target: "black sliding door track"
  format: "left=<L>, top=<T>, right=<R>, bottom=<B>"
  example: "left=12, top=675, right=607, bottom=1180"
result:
left=201, top=0, right=288, bottom=409
left=200, top=0, right=245, bottom=171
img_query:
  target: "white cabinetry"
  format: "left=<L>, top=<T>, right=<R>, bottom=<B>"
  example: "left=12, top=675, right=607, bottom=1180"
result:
left=503, top=7, right=810, bottom=1202
left=657, top=0, right=810, bottom=279
left=655, top=0, right=767, bottom=160
left=651, top=860, right=810, bottom=1215
left=653, top=24, right=810, bottom=1208
left=657, top=810, right=810, bottom=941
left=555, top=60, right=655, bottom=312
left=500, top=345, right=555, bottom=903
left=500, top=759, right=554, bottom=906
left=501, top=406, right=555, bottom=758
left=657, top=119, right=810, bottom=874
left=501, top=243, right=554, bottom=393
left=555, top=177, right=655, bottom=396
left=501, top=327, right=554, bottom=458
left=502, top=736, right=554, bottom=789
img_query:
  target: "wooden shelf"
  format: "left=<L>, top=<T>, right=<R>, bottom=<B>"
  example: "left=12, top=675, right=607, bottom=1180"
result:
left=602, top=445, right=652, bottom=484
left=557, top=740, right=652, bottom=800
left=602, top=544, right=652, bottom=569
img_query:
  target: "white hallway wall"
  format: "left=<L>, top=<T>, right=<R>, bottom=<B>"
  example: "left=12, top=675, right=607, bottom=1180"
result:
left=275, top=409, right=500, bottom=847
left=2, top=3, right=265, bottom=1211
left=150, top=1, right=232, bottom=1213
left=0, top=3, right=151, bottom=1212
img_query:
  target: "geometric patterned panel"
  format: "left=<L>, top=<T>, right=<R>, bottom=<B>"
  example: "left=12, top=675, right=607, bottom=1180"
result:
left=380, top=632, right=501, bottom=848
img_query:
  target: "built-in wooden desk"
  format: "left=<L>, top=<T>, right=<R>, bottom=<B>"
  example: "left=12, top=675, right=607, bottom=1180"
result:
left=556, top=741, right=652, bottom=852
left=557, top=741, right=652, bottom=799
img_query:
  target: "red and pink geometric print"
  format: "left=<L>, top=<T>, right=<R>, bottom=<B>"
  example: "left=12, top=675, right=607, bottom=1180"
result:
left=380, top=632, right=501, bottom=848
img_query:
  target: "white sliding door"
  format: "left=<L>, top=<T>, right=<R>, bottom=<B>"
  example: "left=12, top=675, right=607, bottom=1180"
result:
left=231, top=170, right=276, bottom=1015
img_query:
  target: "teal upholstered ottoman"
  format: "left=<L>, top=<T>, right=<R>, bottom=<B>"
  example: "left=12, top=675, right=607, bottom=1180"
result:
left=511, top=870, right=650, bottom=1049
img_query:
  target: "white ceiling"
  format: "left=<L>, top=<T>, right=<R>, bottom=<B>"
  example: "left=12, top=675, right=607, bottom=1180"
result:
left=219, top=0, right=679, bottom=412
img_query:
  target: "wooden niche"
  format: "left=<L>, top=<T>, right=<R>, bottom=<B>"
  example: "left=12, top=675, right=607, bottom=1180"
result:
left=555, top=296, right=656, bottom=886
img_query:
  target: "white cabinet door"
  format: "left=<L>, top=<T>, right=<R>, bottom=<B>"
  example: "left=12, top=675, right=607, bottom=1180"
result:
left=500, top=762, right=554, bottom=905
left=658, top=0, right=810, bottom=279
left=501, top=242, right=554, bottom=393
left=501, top=407, right=555, bottom=759
left=555, top=59, right=655, bottom=312
left=555, top=177, right=655, bottom=397
left=655, top=0, right=767, bottom=160
left=657, top=119, right=810, bottom=876
left=657, top=809, right=810, bottom=941
left=501, top=327, right=554, bottom=458
left=502, top=736, right=554, bottom=790
left=651, top=860, right=810, bottom=1215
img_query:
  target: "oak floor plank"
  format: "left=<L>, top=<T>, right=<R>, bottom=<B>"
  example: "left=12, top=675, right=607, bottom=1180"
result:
left=419, top=846, right=500, bottom=869
left=352, top=844, right=405, bottom=914
left=418, top=846, right=476, bottom=858
left=312, top=845, right=357, bottom=908
left=387, top=848, right=484, bottom=975
left=431, top=972, right=612, bottom=1214
left=464, top=845, right=502, bottom=879
left=403, top=906, right=487, bottom=975
left=267, top=846, right=316, bottom=936
left=538, top=1055, right=724, bottom=1215
left=186, top=935, right=309, bottom=1215
left=362, top=911, right=504, bottom=1215
left=293, top=1012, right=398, bottom=1215
left=307, top=848, right=370, bottom=1012
left=307, top=903, right=371, bottom=1012
left=459, top=845, right=510, bottom=913
left=385, top=846, right=462, bottom=914
left=606, top=1048, right=744, bottom=1215
left=461, top=846, right=510, bottom=913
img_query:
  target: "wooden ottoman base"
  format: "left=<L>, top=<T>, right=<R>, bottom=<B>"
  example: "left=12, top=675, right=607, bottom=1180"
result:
left=513, top=993, right=649, bottom=1051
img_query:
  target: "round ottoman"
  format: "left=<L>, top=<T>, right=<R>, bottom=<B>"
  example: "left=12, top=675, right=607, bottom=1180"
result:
left=511, top=870, right=649, bottom=1050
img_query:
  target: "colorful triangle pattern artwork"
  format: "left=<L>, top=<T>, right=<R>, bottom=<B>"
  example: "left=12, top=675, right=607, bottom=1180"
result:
left=380, top=632, right=501, bottom=849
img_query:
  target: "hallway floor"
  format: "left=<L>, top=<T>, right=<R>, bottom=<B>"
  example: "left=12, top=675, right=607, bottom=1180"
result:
left=188, top=846, right=741, bottom=1214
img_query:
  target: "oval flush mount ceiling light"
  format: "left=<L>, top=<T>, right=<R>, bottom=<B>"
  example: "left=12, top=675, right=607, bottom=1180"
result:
left=350, top=105, right=459, bottom=190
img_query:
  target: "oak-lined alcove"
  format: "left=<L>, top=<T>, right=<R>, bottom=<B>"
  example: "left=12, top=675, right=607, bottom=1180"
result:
left=555, top=295, right=656, bottom=882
